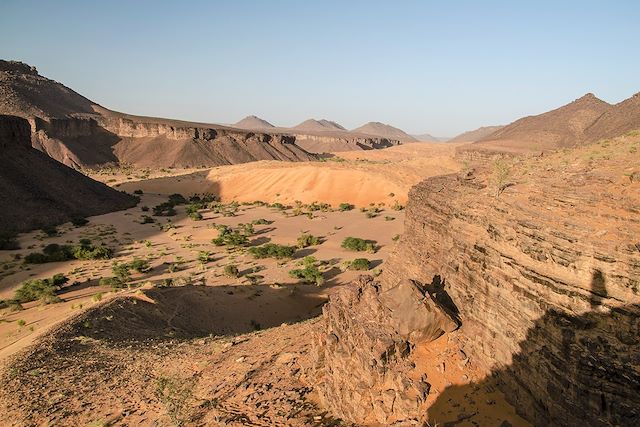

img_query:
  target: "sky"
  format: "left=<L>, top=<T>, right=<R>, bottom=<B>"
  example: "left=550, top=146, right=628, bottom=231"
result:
left=1, top=0, right=639, bottom=136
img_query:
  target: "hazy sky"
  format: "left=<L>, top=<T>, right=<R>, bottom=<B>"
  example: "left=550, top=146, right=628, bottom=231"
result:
left=1, top=0, right=639, bottom=135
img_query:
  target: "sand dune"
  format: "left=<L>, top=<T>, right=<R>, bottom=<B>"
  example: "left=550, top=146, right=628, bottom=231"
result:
left=118, top=143, right=462, bottom=206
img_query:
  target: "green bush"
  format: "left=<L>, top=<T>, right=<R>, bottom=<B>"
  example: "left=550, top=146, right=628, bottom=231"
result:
left=248, top=243, right=296, bottom=259
left=134, top=189, right=144, bottom=195
left=223, top=264, right=239, bottom=278
left=289, top=257, right=324, bottom=285
left=141, top=215, right=155, bottom=224
left=338, top=203, right=354, bottom=211
left=128, top=258, right=151, bottom=273
left=14, top=273, right=68, bottom=303
left=25, top=241, right=112, bottom=264
left=391, top=201, right=404, bottom=211
left=211, top=226, right=249, bottom=247
left=341, top=237, right=377, bottom=253
left=251, top=218, right=273, bottom=225
left=189, top=211, right=203, bottom=221
left=296, top=233, right=320, bottom=248
left=347, top=258, right=370, bottom=271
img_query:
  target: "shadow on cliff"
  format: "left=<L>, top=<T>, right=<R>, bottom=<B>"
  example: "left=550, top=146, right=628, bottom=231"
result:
left=427, top=270, right=640, bottom=427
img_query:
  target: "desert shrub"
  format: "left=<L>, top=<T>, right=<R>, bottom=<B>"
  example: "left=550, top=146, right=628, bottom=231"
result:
left=308, top=202, right=331, bottom=212
left=141, top=215, right=155, bottom=224
left=0, top=233, right=19, bottom=250
left=338, top=203, right=354, bottom=212
left=384, top=216, right=395, bottom=221
left=341, top=237, right=377, bottom=253
left=71, top=217, right=89, bottom=227
left=392, top=234, right=400, bottom=241
left=14, top=273, right=68, bottom=303
left=289, top=256, right=324, bottom=285
left=153, top=202, right=177, bottom=216
left=189, top=211, right=203, bottom=221
left=72, top=244, right=113, bottom=260
left=248, top=243, right=296, bottom=259
left=141, top=205, right=150, bottom=212
left=92, top=292, right=103, bottom=302
left=491, top=157, right=512, bottom=196
left=269, top=202, right=287, bottom=210
left=197, top=251, right=212, bottom=264
left=134, top=189, right=144, bottom=195
left=347, top=258, right=370, bottom=271
left=128, top=258, right=151, bottom=273
left=168, top=193, right=187, bottom=205
left=391, top=201, right=404, bottom=211
left=251, top=218, right=273, bottom=225
left=223, top=264, right=239, bottom=278
left=212, top=226, right=249, bottom=247
left=296, top=233, right=320, bottom=248
left=99, top=276, right=124, bottom=289
left=41, top=225, right=58, bottom=237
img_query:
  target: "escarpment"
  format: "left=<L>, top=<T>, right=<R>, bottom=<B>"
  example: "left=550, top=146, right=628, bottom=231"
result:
left=0, top=115, right=138, bottom=233
left=314, top=137, right=640, bottom=426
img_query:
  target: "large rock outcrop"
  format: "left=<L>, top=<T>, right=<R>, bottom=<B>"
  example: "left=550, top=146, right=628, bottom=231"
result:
left=314, top=136, right=640, bottom=425
left=0, top=115, right=138, bottom=233
left=313, top=277, right=458, bottom=425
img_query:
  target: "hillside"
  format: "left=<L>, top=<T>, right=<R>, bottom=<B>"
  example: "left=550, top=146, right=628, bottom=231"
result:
left=0, top=60, right=314, bottom=168
left=448, top=125, right=504, bottom=142
left=353, top=121, right=418, bottom=142
left=234, top=115, right=275, bottom=130
left=0, top=115, right=137, bottom=233
left=469, top=94, right=613, bottom=152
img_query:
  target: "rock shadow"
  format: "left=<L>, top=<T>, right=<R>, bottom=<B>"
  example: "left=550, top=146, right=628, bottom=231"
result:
left=427, top=271, right=640, bottom=426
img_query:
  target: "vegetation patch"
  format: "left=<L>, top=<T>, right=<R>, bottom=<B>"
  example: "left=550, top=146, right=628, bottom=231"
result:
left=13, top=273, right=68, bottom=304
left=341, top=237, right=377, bottom=253
left=289, top=256, right=324, bottom=285
left=249, top=243, right=296, bottom=259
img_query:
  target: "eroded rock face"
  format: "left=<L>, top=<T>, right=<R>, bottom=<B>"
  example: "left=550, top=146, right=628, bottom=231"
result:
left=313, top=276, right=458, bottom=425
left=315, top=142, right=640, bottom=426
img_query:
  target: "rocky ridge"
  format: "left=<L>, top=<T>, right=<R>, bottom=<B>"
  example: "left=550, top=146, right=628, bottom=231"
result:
left=314, top=134, right=640, bottom=425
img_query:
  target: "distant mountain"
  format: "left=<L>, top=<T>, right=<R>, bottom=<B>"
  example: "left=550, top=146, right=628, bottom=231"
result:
left=0, top=115, right=137, bottom=233
left=292, top=119, right=346, bottom=132
left=449, top=126, right=504, bottom=143
left=475, top=93, right=613, bottom=151
left=234, top=115, right=275, bottom=130
left=412, top=133, right=450, bottom=142
left=353, top=122, right=418, bottom=142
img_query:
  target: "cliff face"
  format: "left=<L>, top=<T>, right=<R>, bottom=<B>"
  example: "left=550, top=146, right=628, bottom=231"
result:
left=294, top=133, right=400, bottom=153
left=314, top=136, right=640, bottom=425
left=0, top=115, right=138, bottom=233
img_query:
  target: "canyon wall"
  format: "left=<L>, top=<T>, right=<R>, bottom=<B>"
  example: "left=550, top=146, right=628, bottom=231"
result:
left=315, top=141, right=640, bottom=426
left=0, top=115, right=138, bottom=233
left=28, top=116, right=314, bottom=168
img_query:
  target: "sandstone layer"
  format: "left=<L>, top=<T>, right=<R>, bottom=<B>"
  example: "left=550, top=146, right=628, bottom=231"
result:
left=314, top=135, right=640, bottom=425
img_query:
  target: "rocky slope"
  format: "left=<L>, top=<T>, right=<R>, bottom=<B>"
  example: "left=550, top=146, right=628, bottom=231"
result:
left=586, top=92, right=640, bottom=141
left=474, top=93, right=612, bottom=152
left=0, top=60, right=314, bottom=168
left=314, top=134, right=640, bottom=425
left=0, top=115, right=137, bottom=233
